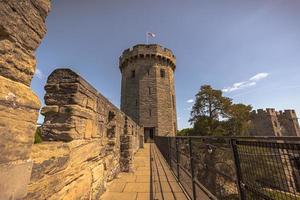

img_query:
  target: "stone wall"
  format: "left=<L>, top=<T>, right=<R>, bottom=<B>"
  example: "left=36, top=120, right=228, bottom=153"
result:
left=0, top=1, right=144, bottom=198
left=25, top=68, right=142, bottom=199
left=0, top=0, right=51, bottom=199
left=250, top=108, right=300, bottom=136
left=250, top=109, right=282, bottom=136
left=277, top=110, right=300, bottom=136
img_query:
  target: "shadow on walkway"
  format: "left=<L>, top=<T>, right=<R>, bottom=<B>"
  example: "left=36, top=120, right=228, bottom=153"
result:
left=100, top=144, right=189, bottom=200
left=150, top=143, right=189, bottom=200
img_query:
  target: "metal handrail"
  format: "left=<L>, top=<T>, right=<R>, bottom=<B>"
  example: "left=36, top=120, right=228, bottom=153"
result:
left=167, top=135, right=300, bottom=141
left=155, top=135, right=300, bottom=200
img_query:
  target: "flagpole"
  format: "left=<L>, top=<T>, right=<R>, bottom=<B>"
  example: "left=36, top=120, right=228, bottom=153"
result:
left=146, top=32, right=148, bottom=44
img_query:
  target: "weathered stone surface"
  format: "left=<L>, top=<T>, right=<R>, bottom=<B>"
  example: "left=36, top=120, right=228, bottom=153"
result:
left=30, top=142, right=70, bottom=181
left=0, top=160, right=33, bottom=200
left=0, top=0, right=51, bottom=85
left=0, top=76, right=40, bottom=163
left=250, top=109, right=300, bottom=136
left=26, top=169, right=90, bottom=200
left=1, top=1, right=145, bottom=199
left=278, top=110, right=300, bottom=136
left=28, top=77, right=143, bottom=199
left=27, top=139, right=123, bottom=199
left=27, top=141, right=96, bottom=199
left=40, top=105, right=59, bottom=115
left=47, top=170, right=92, bottom=200
left=0, top=0, right=51, bottom=198
left=41, top=69, right=142, bottom=144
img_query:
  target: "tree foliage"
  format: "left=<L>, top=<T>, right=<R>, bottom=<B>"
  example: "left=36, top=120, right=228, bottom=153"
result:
left=188, top=85, right=252, bottom=136
left=177, top=128, right=193, bottom=136
left=224, top=103, right=253, bottom=136
left=34, top=126, right=42, bottom=144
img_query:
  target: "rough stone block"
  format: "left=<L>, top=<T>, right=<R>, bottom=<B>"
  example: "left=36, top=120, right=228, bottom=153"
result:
left=42, top=69, right=142, bottom=144
left=41, top=105, right=59, bottom=115
left=0, top=1, right=51, bottom=199
left=68, top=139, right=103, bottom=166
left=0, top=76, right=40, bottom=163
left=31, top=68, right=143, bottom=198
left=47, top=170, right=92, bottom=200
left=0, top=160, right=33, bottom=200
left=0, top=0, right=51, bottom=85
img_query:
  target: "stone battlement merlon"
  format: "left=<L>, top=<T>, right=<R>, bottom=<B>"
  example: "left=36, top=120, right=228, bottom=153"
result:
left=253, top=108, right=297, bottom=117
left=45, top=68, right=123, bottom=113
left=119, top=44, right=176, bottom=70
left=254, top=108, right=277, bottom=115
left=42, top=68, right=142, bottom=142
left=251, top=108, right=300, bottom=137
left=278, top=109, right=297, bottom=118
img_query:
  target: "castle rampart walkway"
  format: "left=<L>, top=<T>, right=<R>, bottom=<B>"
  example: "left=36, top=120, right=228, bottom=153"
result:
left=100, top=144, right=193, bottom=200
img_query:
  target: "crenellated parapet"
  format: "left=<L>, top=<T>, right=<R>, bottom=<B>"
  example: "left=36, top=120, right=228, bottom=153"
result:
left=119, top=44, right=176, bottom=71
left=277, top=110, right=300, bottom=136
left=41, top=68, right=143, bottom=144
left=277, top=109, right=298, bottom=118
left=252, top=108, right=277, bottom=115
left=26, top=68, right=143, bottom=199
left=41, top=68, right=117, bottom=141
left=250, top=108, right=300, bottom=136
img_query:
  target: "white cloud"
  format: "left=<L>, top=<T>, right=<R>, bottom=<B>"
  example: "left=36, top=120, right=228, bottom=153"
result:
left=222, top=72, right=268, bottom=93
left=35, top=68, right=44, bottom=79
left=249, top=73, right=269, bottom=81
left=233, top=81, right=246, bottom=88
left=187, top=99, right=194, bottom=103
left=222, top=82, right=256, bottom=92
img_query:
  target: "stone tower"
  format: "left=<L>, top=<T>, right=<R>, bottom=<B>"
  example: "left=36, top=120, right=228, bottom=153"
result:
left=119, top=44, right=177, bottom=141
left=250, top=108, right=300, bottom=136
left=250, top=109, right=282, bottom=136
left=277, top=110, right=300, bottom=136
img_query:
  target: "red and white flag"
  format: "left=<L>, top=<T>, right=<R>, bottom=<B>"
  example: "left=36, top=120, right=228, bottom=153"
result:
left=147, top=32, right=156, bottom=38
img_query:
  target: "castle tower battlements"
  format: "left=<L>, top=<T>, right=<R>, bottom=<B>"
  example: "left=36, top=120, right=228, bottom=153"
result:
left=250, top=108, right=282, bottom=136
left=277, top=110, right=300, bottom=136
left=250, top=108, right=300, bottom=136
left=120, top=44, right=177, bottom=140
left=119, top=44, right=176, bottom=71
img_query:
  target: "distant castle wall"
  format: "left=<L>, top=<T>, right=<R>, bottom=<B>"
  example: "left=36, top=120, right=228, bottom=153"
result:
left=25, top=69, right=143, bottom=199
left=277, top=110, right=300, bottom=136
left=250, top=108, right=300, bottom=137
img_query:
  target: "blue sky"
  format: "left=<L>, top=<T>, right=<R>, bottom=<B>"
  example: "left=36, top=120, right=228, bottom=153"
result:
left=32, top=0, right=300, bottom=129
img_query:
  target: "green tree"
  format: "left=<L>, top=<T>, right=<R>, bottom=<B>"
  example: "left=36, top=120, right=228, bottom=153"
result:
left=189, top=85, right=232, bottom=136
left=188, top=85, right=253, bottom=198
left=177, top=128, right=193, bottom=136
left=224, top=103, right=253, bottom=136
left=189, top=85, right=252, bottom=136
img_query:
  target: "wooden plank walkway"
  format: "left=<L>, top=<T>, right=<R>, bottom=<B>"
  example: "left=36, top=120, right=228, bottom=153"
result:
left=100, top=144, right=189, bottom=200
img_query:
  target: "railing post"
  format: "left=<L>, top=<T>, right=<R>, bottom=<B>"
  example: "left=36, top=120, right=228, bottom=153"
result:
left=168, top=137, right=171, bottom=166
left=189, top=138, right=196, bottom=200
left=231, top=139, right=245, bottom=200
left=175, top=138, right=180, bottom=180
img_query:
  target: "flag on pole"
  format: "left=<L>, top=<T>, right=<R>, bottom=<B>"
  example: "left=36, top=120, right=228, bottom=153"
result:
left=147, top=32, right=156, bottom=38
left=146, top=32, right=156, bottom=44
